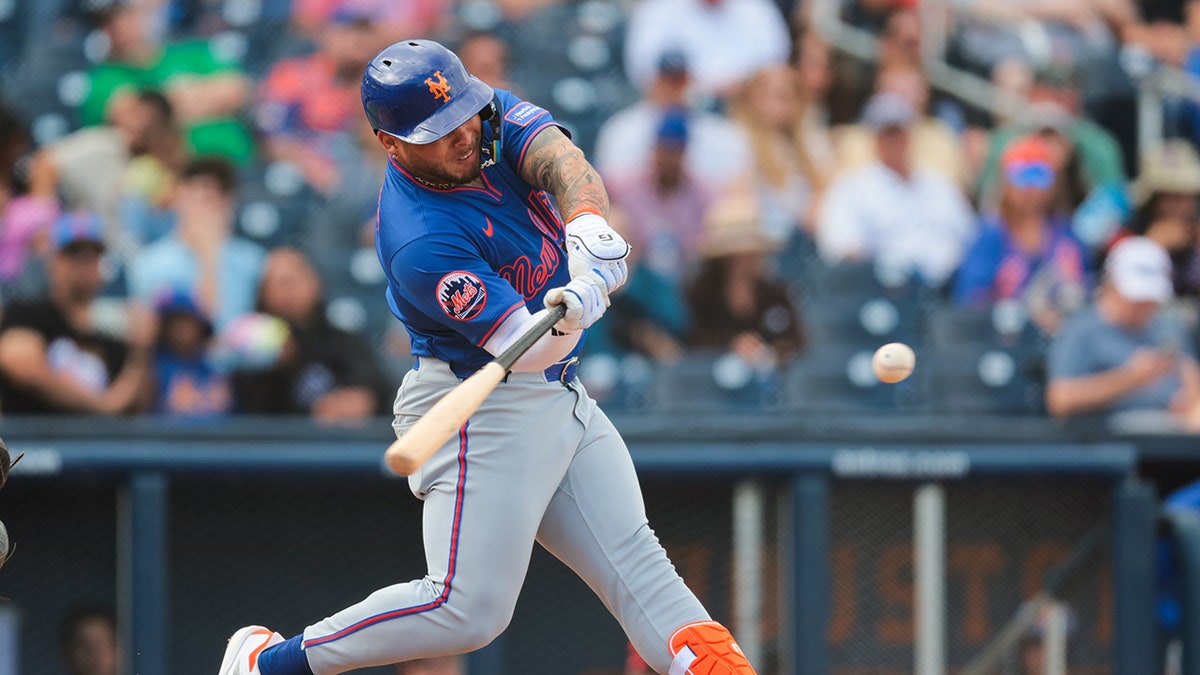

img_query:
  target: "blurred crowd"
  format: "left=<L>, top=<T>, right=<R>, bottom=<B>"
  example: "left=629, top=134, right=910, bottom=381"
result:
left=2, top=0, right=1200, bottom=430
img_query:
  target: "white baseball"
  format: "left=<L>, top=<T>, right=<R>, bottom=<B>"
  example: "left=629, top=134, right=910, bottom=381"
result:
left=873, top=342, right=915, bottom=384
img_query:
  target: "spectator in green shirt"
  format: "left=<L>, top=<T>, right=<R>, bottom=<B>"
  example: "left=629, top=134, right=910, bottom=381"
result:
left=81, top=0, right=254, bottom=165
left=975, top=69, right=1126, bottom=218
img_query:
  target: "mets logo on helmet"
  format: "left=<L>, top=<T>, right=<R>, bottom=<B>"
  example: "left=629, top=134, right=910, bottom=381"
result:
left=425, top=71, right=452, bottom=102
left=437, top=271, right=487, bottom=321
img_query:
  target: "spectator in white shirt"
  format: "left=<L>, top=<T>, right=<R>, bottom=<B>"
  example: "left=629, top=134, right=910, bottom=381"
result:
left=817, top=92, right=976, bottom=288
left=623, top=0, right=791, bottom=101
left=594, top=50, right=750, bottom=187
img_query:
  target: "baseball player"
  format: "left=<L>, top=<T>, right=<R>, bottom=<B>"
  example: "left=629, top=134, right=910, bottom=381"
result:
left=219, top=39, right=756, bottom=675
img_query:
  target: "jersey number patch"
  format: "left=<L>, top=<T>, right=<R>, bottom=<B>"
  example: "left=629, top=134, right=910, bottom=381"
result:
left=437, top=271, right=488, bottom=321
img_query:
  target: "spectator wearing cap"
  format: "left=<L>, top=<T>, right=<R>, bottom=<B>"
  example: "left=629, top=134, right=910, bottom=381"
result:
left=254, top=6, right=383, bottom=193
left=975, top=69, right=1126, bottom=215
left=1046, top=237, right=1200, bottom=430
left=594, top=49, right=750, bottom=187
left=607, top=108, right=714, bottom=288
left=953, top=135, right=1091, bottom=336
left=80, top=0, right=254, bottom=165
left=128, top=157, right=267, bottom=331
left=232, top=247, right=393, bottom=421
left=686, top=194, right=804, bottom=367
left=832, top=63, right=968, bottom=190
left=816, top=92, right=976, bottom=289
left=0, top=212, right=157, bottom=415
left=1108, top=139, right=1200, bottom=297
left=623, top=0, right=791, bottom=101
left=151, top=289, right=231, bottom=418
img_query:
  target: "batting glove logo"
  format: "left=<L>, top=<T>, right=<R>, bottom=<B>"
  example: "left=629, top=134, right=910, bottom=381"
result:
left=437, top=271, right=488, bottom=321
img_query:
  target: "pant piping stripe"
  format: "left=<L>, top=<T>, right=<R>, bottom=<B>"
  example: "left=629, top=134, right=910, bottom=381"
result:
left=303, top=423, right=470, bottom=648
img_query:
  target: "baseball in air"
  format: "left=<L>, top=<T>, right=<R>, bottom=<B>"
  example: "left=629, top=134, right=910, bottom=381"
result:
left=872, top=342, right=915, bottom=383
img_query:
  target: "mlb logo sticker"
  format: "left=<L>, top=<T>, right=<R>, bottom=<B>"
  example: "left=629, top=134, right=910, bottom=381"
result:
left=504, top=101, right=548, bottom=127
left=437, top=271, right=488, bottom=321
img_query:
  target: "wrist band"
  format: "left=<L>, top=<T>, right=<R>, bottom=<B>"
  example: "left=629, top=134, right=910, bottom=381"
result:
left=567, top=207, right=605, bottom=222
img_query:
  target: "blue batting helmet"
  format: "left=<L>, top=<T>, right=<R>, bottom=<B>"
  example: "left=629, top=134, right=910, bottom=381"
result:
left=361, top=39, right=495, bottom=144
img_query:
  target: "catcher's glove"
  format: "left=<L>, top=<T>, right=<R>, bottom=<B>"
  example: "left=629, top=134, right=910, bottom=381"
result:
left=0, top=518, right=10, bottom=573
left=0, top=435, right=20, bottom=573
left=0, top=436, right=20, bottom=491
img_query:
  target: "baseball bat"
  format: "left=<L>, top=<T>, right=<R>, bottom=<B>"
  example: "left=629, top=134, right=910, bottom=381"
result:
left=384, top=304, right=568, bottom=476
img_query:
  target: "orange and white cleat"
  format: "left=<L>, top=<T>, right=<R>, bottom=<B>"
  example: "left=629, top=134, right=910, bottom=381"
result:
left=668, top=621, right=757, bottom=675
left=218, top=625, right=284, bottom=675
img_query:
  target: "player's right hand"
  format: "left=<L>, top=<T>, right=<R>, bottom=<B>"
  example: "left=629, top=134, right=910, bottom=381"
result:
left=544, top=271, right=609, bottom=332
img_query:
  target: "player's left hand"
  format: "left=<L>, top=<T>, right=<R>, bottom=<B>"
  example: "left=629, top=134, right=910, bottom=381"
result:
left=565, top=213, right=630, bottom=294
left=544, top=270, right=610, bottom=332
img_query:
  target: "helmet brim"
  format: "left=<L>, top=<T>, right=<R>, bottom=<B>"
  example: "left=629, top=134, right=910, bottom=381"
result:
left=396, top=76, right=494, bottom=145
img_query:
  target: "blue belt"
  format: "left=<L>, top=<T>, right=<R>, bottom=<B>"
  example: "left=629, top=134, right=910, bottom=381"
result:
left=418, top=357, right=579, bottom=384
left=544, top=356, right=580, bottom=384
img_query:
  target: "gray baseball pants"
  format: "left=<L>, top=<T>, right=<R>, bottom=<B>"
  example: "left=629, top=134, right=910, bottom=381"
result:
left=299, top=357, right=709, bottom=674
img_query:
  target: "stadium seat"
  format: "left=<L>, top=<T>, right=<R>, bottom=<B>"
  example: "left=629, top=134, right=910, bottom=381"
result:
left=648, top=351, right=783, bottom=413
left=813, top=260, right=921, bottom=301
left=236, top=162, right=315, bottom=247
left=784, top=344, right=928, bottom=414
left=925, top=343, right=1047, bottom=415
left=771, top=231, right=823, bottom=300
left=318, top=246, right=393, bottom=343
left=924, top=301, right=1043, bottom=351
left=803, top=294, right=923, bottom=351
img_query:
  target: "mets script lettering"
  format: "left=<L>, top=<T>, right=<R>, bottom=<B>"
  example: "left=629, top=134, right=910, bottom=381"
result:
left=499, top=238, right=561, bottom=299
left=450, top=282, right=478, bottom=313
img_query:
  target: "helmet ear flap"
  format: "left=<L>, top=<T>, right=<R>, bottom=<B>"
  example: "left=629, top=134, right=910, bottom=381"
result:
left=479, top=97, right=502, bottom=168
left=479, top=100, right=498, bottom=122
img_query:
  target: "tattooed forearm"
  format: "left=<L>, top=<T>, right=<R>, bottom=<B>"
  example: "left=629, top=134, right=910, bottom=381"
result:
left=520, top=127, right=609, bottom=220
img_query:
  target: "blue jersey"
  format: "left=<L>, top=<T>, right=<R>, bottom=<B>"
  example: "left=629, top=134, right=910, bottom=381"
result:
left=375, top=89, right=578, bottom=373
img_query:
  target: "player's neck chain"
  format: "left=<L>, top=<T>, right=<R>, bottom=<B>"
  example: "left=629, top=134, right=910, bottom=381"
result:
left=410, top=173, right=459, bottom=190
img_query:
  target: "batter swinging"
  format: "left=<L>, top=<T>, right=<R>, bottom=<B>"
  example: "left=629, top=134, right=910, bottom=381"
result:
left=218, top=39, right=756, bottom=675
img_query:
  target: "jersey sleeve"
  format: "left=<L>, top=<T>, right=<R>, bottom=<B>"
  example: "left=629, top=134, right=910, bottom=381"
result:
left=493, top=89, right=567, bottom=174
left=387, top=234, right=527, bottom=347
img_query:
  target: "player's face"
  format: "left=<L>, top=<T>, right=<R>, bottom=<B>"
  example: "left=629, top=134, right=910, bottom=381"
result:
left=393, top=116, right=484, bottom=187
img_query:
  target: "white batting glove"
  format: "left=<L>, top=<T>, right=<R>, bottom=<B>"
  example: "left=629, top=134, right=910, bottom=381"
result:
left=565, top=212, right=630, bottom=294
left=544, top=270, right=610, bottom=332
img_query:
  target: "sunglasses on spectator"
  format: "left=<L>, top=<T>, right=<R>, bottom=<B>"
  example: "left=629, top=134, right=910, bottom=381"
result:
left=1005, top=161, right=1056, bottom=191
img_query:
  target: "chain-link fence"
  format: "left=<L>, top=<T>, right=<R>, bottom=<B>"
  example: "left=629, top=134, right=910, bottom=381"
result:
left=828, top=479, right=1113, bottom=675
left=0, top=458, right=1123, bottom=675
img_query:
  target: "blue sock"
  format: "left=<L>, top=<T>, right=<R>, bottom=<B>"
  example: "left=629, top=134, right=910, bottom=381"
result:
left=257, top=635, right=314, bottom=675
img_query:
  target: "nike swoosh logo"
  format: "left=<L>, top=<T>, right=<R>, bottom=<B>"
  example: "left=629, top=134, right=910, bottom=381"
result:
left=483, top=217, right=494, bottom=237
left=247, top=629, right=274, bottom=671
